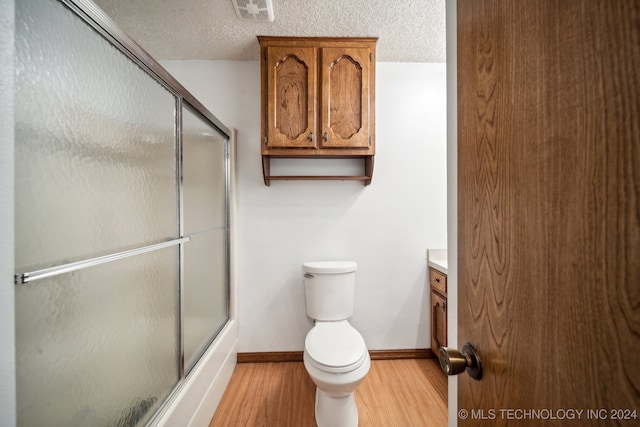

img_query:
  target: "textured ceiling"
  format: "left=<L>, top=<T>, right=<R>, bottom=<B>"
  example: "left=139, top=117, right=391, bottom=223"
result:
left=92, top=0, right=446, bottom=62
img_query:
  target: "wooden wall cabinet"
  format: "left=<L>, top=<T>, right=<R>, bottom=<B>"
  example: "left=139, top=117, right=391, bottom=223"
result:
left=258, top=36, right=377, bottom=186
left=429, top=268, right=447, bottom=353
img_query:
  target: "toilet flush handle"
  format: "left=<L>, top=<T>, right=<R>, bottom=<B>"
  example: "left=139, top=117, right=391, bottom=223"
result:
left=304, top=273, right=314, bottom=279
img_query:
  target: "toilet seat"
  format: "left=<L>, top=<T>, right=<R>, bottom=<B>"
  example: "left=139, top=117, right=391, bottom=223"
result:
left=305, top=321, right=368, bottom=374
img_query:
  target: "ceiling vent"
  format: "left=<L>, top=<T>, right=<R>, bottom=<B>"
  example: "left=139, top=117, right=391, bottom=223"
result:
left=232, top=0, right=275, bottom=22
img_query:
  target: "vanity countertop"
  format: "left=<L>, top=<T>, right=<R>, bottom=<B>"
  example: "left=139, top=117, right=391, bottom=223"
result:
left=427, top=249, right=448, bottom=275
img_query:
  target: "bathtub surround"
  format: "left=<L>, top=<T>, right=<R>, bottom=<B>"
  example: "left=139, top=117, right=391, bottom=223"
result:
left=163, top=60, right=447, bottom=354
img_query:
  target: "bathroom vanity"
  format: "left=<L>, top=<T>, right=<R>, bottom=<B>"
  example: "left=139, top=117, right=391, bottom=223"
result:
left=427, top=250, right=448, bottom=353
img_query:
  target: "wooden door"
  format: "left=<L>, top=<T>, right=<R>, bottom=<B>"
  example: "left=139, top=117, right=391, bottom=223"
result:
left=265, top=46, right=317, bottom=148
left=320, top=47, right=372, bottom=149
left=458, top=1, right=639, bottom=425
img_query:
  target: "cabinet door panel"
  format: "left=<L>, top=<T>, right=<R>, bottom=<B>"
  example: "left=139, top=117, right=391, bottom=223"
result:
left=431, top=291, right=447, bottom=350
left=266, top=46, right=317, bottom=148
left=321, top=47, right=371, bottom=149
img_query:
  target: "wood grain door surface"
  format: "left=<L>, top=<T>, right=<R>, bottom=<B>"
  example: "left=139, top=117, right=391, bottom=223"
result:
left=320, top=47, right=371, bottom=149
left=266, top=46, right=317, bottom=148
left=457, top=1, right=639, bottom=425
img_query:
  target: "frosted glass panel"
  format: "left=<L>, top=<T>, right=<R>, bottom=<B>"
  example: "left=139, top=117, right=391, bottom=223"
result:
left=15, top=0, right=177, bottom=272
left=15, top=247, right=180, bottom=427
left=182, top=106, right=227, bottom=235
left=14, top=0, right=232, bottom=423
left=182, top=105, right=228, bottom=371
left=183, top=230, right=228, bottom=371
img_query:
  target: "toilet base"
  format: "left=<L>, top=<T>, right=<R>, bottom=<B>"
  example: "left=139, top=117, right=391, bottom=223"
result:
left=314, top=387, right=358, bottom=427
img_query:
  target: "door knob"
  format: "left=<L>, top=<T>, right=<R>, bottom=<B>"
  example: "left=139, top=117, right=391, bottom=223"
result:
left=438, top=342, right=482, bottom=380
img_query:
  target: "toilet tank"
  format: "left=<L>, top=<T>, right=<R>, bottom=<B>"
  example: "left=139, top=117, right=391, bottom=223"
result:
left=303, top=261, right=357, bottom=321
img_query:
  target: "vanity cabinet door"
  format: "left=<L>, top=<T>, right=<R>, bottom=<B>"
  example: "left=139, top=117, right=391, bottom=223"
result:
left=431, top=291, right=447, bottom=351
left=265, top=46, right=317, bottom=149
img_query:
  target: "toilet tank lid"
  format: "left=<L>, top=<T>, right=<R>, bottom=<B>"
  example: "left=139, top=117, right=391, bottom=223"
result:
left=303, top=261, right=357, bottom=274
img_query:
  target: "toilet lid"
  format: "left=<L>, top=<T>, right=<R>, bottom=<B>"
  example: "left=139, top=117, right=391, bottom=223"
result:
left=305, top=321, right=367, bottom=373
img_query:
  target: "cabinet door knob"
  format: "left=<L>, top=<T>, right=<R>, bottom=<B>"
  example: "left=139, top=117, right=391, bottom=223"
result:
left=438, top=343, right=482, bottom=380
left=323, top=132, right=328, bottom=142
left=308, top=132, right=313, bottom=142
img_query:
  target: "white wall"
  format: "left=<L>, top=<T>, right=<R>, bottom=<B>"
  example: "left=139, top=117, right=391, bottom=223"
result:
left=0, top=0, right=16, bottom=425
left=163, top=60, right=447, bottom=352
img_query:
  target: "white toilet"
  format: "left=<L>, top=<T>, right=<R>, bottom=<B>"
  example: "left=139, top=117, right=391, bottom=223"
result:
left=302, top=261, right=371, bottom=427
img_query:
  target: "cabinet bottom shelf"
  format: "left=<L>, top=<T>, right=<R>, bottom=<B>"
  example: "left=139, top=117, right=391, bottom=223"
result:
left=262, top=156, right=374, bottom=186
left=266, top=175, right=371, bottom=182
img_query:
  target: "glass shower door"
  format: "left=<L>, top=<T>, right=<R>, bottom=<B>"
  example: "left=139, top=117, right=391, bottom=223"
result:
left=182, top=106, right=230, bottom=373
left=13, top=0, right=231, bottom=425
left=15, top=0, right=180, bottom=424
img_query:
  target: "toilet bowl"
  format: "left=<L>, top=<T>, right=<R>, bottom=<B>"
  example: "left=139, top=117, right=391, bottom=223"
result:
left=302, top=261, right=370, bottom=427
left=303, top=320, right=370, bottom=427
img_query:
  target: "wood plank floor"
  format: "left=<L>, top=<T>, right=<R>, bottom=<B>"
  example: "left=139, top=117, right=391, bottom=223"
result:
left=210, top=358, right=447, bottom=427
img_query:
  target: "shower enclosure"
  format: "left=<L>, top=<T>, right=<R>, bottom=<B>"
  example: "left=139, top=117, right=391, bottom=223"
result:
left=14, top=0, right=233, bottom=425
